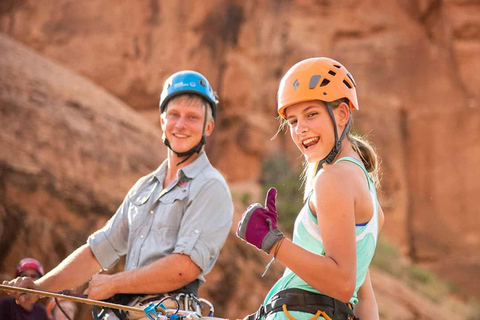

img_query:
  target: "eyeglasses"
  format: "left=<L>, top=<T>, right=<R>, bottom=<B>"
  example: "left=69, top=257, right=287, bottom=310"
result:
left=18, top=272, right=41, bottom=279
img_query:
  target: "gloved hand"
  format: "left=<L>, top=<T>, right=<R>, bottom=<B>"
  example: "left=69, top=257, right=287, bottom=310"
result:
left=236, top=187, right=284, bottom=254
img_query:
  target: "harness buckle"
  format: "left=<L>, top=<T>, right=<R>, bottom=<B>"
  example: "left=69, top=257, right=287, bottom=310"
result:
left=256, top=304, right=265, bottom=319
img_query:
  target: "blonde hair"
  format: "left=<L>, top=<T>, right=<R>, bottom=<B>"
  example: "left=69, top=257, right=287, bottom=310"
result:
left=162, top=94, right=213, bottom=123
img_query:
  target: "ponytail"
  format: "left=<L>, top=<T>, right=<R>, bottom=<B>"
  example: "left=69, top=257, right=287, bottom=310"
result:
left=301, top=133, right=380, bottom=200
left=348, top=132, right=380, bottom=187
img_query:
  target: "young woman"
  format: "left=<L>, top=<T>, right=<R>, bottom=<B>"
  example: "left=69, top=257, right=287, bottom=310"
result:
left=237, top=57, right=384, bottom=320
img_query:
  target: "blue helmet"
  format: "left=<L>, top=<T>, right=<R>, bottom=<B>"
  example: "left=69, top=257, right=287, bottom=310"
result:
left=159, top=70, right=217, bottom=121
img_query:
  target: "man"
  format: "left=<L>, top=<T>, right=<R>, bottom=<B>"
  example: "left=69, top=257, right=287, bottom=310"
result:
left=0, top=258, right=48, bottom=320
left=3, top=71, right=233, bottom=319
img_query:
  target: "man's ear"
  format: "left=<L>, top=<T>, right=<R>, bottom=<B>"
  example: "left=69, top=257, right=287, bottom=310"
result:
left=336, top=102, right=351, bottom=126
left=204, top=120, right=215, bottom=137
left=160, top=113, right=166, bottom=131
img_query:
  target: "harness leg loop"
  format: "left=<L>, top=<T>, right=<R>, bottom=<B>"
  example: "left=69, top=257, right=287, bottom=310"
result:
left=281, top=304, right=329, bottom=320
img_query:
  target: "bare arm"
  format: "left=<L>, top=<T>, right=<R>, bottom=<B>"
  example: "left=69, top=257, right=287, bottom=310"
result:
left=354, top=203, right=383, bottom=319
left=85, top=253, right=201, bottom=300
left=274, top=168, right=357, bottom=302
left=355, top=203, right=383, bottom=319
left=2, top=244, right=102, bottom=304
left=354, top=270, right=379, bottom=320
left=38, top=244, right=102, bottom=291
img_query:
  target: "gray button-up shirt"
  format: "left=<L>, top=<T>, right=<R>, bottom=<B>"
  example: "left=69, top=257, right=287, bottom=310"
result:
left=87, top=152, right=233, bottom=284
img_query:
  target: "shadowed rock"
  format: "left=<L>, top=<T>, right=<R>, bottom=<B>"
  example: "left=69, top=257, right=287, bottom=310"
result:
left=1, top=0, right=480, bottom=318
left=0, top=32, right=165, bottom=283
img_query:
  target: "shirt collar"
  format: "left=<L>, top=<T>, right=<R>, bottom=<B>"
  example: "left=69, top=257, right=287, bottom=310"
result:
left=180, top=151, right=210, bottom=179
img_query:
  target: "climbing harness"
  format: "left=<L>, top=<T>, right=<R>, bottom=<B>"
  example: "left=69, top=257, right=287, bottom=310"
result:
left=0, top=284, right=217, bottom=320
left=141, top=293, right=215, bottom=320
left=245, top=288, right=358, bottom=320
left=95, top=292, right=215, bottom=320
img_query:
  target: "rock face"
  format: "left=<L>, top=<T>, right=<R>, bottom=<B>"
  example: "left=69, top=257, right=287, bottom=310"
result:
left=1, top=0, right=480, bottom=318
left=0, top=32, right=166, bottom=292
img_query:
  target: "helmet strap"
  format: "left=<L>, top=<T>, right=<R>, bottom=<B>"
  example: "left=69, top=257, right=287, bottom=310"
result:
left=163, top=104, right=209, bottom=166
left=317, top=102, right=352, bottom=174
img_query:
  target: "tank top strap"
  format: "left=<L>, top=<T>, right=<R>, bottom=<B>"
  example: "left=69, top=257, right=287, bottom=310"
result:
left=334, top=157, right=378, bottom=229
left=334, top=157, right=373, bottom=187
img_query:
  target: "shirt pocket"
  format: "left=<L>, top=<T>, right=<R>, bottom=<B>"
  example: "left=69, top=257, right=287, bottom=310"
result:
left=127, top=180, right=158, bottom=230
left=153, top=189, right=188, bottom=230
left=131, top=179, right=158, bottom=206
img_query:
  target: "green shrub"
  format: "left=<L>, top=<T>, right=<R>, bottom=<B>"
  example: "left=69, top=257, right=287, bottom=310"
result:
left=373, top=237, right=454, bottom=303
left=371, top=236, right=403, bottom=276
left=260, top=154, right=303, bottom=235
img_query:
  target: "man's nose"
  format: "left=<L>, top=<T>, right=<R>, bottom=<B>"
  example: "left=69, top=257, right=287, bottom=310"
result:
left=175, top=116, right=187, bottom=128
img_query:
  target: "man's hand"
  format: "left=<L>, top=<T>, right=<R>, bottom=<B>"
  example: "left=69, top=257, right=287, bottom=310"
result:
left=236, top=187, right=284, bottom=254
left=84, top=274, right=117, bottom=301
left=2, top=277, right=40, bottom=310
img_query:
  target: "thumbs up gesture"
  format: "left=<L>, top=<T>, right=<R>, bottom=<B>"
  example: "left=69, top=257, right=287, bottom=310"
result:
left=236, top=187, right=284, bottom=254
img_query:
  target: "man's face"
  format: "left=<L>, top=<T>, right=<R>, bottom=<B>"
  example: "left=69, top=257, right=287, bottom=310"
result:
left=161, top=98, right=214, bottom=154
left=18, top=267, right=41, bottom=280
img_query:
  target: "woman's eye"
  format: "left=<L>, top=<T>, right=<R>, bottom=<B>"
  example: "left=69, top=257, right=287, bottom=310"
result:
left=288, top=119, right=297, bottom=126
left=307, top=112, right=318, bottom=118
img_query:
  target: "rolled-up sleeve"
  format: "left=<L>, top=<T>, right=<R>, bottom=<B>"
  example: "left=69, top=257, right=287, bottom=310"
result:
left=87, top=199, right=130, bottom=269
left=173, top=179, right=233, bottom=275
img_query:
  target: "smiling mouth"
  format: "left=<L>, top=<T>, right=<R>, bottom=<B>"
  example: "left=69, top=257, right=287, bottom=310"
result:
left=173, top=133, right=189, bottom=138
left=302, top=137, right=319, bottom=149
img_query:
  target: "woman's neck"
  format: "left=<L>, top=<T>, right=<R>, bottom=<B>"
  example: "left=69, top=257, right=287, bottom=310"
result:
left=337, top=138, right=360, bottom=159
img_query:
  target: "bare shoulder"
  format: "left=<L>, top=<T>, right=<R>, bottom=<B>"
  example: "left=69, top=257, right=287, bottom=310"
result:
left=314, top=161, right=358, bottom=196
left=310, top=163, right=355, bottom=217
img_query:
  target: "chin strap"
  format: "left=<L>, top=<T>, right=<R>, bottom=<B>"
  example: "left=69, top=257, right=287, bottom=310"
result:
left=164, top=135, right=206, bottom=166
left=316, top=102, right=352, bottom=175
left=163, top=105, right=209, bottom=166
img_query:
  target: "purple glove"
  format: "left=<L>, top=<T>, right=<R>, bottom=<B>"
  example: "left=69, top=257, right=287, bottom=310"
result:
left=236, top=187, right=284, bottom=254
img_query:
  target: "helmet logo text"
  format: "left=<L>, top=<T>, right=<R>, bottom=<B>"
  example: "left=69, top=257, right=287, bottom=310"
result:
left=173, top=81, right=196, bottom=89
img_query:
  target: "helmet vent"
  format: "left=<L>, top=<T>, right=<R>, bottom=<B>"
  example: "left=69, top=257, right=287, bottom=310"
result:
left=309, top=75, right=321, bottom=89
left=320, top=78, right=330, bottom=87
left=333, top=64, right=341, bottom=69
left=328, top=70, right=337, bottom=76
left=343, top=79, right=352, bottom=89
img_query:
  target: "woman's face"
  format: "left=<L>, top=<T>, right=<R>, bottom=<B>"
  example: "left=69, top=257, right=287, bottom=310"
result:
left=285, top=100, right=335, bottom=163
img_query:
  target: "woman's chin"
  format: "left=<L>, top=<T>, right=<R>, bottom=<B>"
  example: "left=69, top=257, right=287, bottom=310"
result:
left=304, top=151, right=328, bottom=164
left=304, top=154, right=319, bottom=163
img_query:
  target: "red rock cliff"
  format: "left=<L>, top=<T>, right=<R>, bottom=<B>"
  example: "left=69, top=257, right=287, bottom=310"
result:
left=1, top=1, right=479, bottom=318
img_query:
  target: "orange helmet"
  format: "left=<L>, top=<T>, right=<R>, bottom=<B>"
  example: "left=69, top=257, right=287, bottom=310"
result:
left=277, top=57, right=358, bottom=118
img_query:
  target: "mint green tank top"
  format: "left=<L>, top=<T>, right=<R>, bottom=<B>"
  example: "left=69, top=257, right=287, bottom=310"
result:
left=262, top=157, right=379, bottom=319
